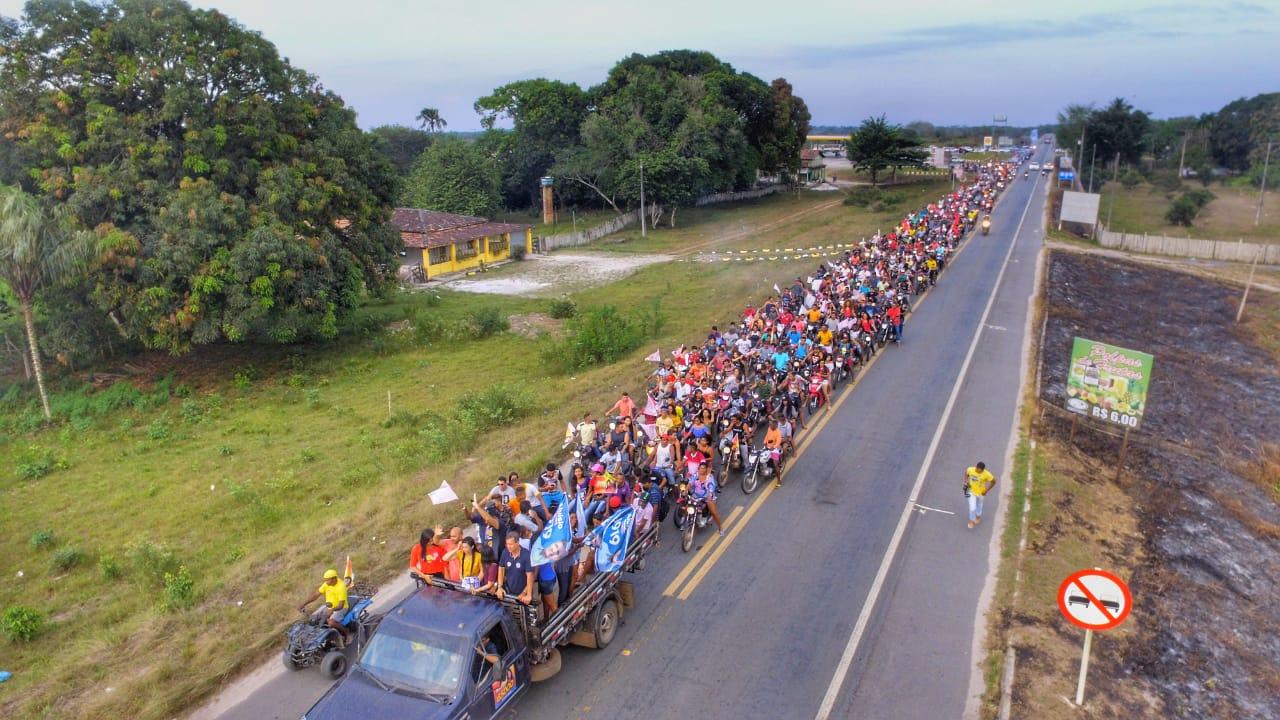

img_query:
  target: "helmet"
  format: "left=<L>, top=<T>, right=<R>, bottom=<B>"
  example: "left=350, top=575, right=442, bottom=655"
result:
left=323, top=569, right=339, bottom=580
left=591, top=463, right=604, bottom=473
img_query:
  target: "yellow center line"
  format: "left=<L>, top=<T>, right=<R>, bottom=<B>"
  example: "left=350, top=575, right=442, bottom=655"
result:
left=661, top=505, right=744, bottom=596
left=664, top=228, right=979, bottom=600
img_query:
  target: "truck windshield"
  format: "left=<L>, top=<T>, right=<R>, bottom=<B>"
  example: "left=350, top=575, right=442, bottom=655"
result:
left=359, top=628, right=466, bottom=700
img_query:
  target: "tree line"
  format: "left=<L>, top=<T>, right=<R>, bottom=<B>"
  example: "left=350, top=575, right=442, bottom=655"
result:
left=391, top=50, right=812, bottom=226
left=1055, top=93, right=1280, bottom=187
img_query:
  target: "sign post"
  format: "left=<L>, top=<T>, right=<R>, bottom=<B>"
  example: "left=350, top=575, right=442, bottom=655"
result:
left=1057, top=569, right=1133, bottom=707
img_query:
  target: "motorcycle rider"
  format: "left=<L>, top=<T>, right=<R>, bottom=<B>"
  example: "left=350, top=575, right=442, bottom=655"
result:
left=763, top=418, right=785, bottom=486
left=297, top=569, right=353, bottom=645
left=689, top=462, right=725, bottom=536
left=981, top=215, right=992, bottom=235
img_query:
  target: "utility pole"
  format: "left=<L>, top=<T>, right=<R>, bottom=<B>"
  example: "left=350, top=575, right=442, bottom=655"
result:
left=1256, top=139, right=1273, bottom=227
left=1177, top=131, right=1190, bottom=179
left=639, top=160, right=647, bottom=238
left=1076, top=124, right=1087, bottom=181
left=1088, top=144, right=1097, bottom=193
left=1106, top=152, right=1120, bottom=230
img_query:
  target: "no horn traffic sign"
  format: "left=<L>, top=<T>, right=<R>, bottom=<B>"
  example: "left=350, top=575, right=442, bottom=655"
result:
left=1057, top=568, right=1132, bottom=631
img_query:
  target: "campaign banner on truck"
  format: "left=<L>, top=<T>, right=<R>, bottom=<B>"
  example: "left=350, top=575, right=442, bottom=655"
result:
left=1066, top=337, right=1154, bottom=429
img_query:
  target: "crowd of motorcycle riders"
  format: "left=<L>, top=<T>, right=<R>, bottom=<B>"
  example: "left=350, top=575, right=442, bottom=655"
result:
left=382, top=158, right=1021, bottom=620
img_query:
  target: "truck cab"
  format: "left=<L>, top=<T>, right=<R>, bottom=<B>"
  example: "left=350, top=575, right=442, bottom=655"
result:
left=303, top=590, right=530, bottom=720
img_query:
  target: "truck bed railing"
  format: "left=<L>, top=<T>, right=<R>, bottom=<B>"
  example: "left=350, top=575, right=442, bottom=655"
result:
left=425, top=525, right=657, bottom=662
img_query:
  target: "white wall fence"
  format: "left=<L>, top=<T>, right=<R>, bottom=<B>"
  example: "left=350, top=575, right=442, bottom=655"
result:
left=693, top=184, right=785, bottom=206
left=538, top=207, right=657, bottom=252
left=1098, top=230, right=1280, bottom=265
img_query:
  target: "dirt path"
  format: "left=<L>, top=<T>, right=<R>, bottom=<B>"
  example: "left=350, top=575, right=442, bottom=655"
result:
left=437, top=252, right=671, bottom=297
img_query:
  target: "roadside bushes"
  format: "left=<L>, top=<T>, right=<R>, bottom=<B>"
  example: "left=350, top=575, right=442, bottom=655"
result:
left=539, top=300, right=667, bottom=373
left=2, top=606, right=44, bottom=643
left=548, top=295, right=577, bottom=319
left=1120, top=169, right=1144, bottom=190
left=380, top=383, right=535, bottom=467
left=1166, top=188, right=1215, bottom=226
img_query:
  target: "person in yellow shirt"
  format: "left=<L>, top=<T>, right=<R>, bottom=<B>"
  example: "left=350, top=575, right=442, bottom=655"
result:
left=816, top=326, right=833, bottom=351
left=298, top=569, right=352, bottom=643
left=963, top=462, right=996, bottom=529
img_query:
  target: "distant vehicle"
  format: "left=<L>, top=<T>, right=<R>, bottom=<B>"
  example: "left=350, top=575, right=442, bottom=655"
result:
left=1029, top=162, right=1041, bottom=171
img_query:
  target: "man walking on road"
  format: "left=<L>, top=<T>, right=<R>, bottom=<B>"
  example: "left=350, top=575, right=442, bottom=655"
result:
left=964, top=462, right=996, bottom=529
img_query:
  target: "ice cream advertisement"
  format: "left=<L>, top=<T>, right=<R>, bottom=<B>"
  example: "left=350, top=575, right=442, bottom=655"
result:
left=1066, top=337, right=1154, bottom=429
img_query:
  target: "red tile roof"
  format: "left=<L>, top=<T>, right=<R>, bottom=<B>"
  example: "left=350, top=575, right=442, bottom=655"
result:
left=393, top=208, right=530, bottom=249
left=392, top=208, right=486, bottom=233
left=800, top=149, right=819, bottom=161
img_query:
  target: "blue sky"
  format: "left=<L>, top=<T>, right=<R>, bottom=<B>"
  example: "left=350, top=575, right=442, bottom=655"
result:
left=1, top=0, right=1276, bottom=130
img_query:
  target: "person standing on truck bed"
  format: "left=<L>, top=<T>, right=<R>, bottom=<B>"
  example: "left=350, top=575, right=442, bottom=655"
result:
left=497, top=533, right=534, bottom=605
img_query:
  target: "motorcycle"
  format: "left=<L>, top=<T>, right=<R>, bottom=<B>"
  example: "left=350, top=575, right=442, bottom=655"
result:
left=981, top=221, right=991, bottom=236
left=672, top=481, right=712, bottom=552
left=741, top=443, right=777, bottom=495
left=806, top=374, right=825, bottom=415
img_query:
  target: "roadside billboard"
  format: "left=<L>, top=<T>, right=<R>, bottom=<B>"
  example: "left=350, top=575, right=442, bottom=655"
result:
left=1066, top=338, right=1154, bottom=428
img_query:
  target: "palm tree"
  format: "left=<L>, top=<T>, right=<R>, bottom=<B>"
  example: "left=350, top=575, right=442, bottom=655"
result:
left=0, top=185, right=97, bottom=420
left=416, top=107, right=447, bottom=133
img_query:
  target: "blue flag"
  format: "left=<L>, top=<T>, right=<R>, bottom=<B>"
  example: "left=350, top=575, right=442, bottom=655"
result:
left=529, top=500, right=572, bottom=566
left=594, top=507, right=635, bottom=573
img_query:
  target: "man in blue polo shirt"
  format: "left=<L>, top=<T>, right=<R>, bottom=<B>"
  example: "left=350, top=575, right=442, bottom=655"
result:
left=497, top=534, right=534, bottom=605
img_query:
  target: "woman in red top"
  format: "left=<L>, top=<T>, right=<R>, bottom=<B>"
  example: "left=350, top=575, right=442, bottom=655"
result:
left=409, top=528, right=448, bottom=583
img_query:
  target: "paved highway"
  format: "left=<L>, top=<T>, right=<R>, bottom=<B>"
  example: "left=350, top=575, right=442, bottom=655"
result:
left=201, top=146, right=1051, bottom=720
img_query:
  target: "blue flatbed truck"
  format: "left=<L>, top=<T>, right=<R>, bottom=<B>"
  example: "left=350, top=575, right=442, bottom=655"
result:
left=302, top=525, right=656, bottom=720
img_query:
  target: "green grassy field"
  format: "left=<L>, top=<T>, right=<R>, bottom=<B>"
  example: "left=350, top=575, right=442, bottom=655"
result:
left=1103, top=181, right=1280, bottom=241
left=0, top=183, right=951, bottom=720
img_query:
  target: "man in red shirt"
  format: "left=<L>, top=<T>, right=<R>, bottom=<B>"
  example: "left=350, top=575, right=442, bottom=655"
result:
left=409, top=528, right=448, bottom=584
left=886, top=303, right=903, bottom=342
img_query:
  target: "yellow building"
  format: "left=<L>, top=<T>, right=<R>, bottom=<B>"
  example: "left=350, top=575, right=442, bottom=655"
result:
left=393, top=208, right=533, bottom=279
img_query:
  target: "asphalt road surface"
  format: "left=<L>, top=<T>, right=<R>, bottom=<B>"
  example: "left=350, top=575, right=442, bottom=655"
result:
left=207, top=146, right=1052, bottom=720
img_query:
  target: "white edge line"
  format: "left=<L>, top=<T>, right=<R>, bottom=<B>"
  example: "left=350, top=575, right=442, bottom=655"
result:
left=963, top=180, right=1049, bottom=719
left=814, top=172, right=1043, bottom=720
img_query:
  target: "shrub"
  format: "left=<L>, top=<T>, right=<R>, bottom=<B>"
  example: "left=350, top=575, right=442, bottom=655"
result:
left=147, top=416, right=171, bottom=441
left=2, top=606, right=44, bottom=643
left=1166, top=195, right=1200, bottom=226
left=455, top=384, right=535, bottom=432
left=842, top=186, right=906, bottom=212
left=300, top=448, right=318, bottom=463
left=468, top=306, right=509, bottom=338
left=1184, top=188, right=1215, bottom=208
left=126, top=539, right=181, bottom=587
left=180, top=398, right=204, bottom=424
left=304, top=388, right=323, bottom=408
left=1120, top=169, right=1144, bottom=190
left=548, top=295, right=577, bottom=319
left=217, top=444, right=234, bottom=456
left=564, top=304, right=643, bottom=368
left=411, top=310, right=466, bottom=345
left=420, top=291, right=442, bottom=307
left=17, top=451, right=53, bottom=480
left=51, top=546, right=86, bottom=572
left=162, top=565, right=195, bottom=611
left=99, top=555, right=122, bottom=580
left=29, top=529, right=56, bottom=550
left=232, top=371, right=253, bottom=391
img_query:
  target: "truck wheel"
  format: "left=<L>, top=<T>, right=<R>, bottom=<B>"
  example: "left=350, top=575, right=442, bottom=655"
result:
left=320, top=650, right=348, bottom=678
left=592, top=599, right=619, bottom=648
left=282, top=651, right=303, bottom=671
left=530, top=648, right=562, bottom=682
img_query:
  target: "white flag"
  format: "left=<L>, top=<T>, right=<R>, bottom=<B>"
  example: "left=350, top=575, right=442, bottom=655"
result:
left=428, top=480, right=459, bottom=505
left=644, top=348, right=661, bottom=362
left=563, top=422, right=576, bottom=447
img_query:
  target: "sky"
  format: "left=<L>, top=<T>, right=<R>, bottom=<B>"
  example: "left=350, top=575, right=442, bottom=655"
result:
left=1, top=0, right=1276, bottom=130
